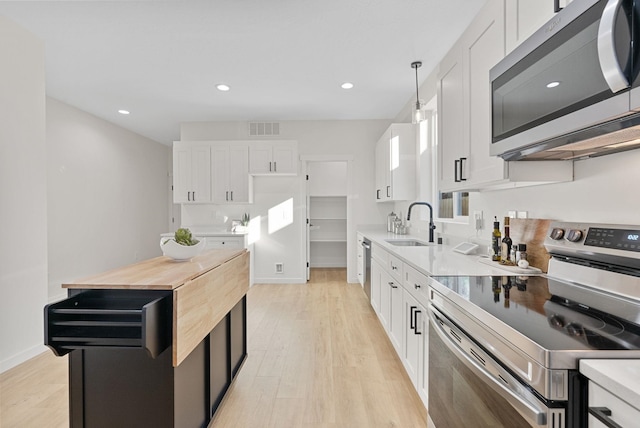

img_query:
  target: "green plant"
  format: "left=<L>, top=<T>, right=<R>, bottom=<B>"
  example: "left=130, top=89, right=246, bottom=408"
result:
left=163, top=228, right=199, bottom=246
left=241, top=213, right=250, bottom=226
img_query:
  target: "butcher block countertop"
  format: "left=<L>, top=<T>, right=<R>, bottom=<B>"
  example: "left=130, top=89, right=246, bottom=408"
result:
left=63, top=248, right=246, bottom=290
left=61, top=248, right=250, bottom=366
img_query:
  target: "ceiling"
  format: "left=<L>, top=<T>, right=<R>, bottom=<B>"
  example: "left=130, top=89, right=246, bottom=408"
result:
left=0, top=0, right=486, bottom=145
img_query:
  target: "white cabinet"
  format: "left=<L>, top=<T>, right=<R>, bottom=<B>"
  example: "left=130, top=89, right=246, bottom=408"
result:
left=388, top=274, right=404, bottom=354
left=402, top=290, right=426, bottom=398
left=211, top=143, right=252, bottom=204
left=173, top=142, right=212, bottom=203
left=249, top=141, right=298, bottom=175
left=404, top=264, right=429, bottom=408
left=587, top=382, right=640, bottom=428
left=505, top=0, right=559, bottom=54
left=437, top=43, right=466, bottom=191
left=374, top=124, right=416, bottom=202
left=370, top=258, right=383, bottom=314
left=203, top=236, right=245, bottom=250
left=357, top=233, right=365, bottom=286
left=437, top=0, right=573, bottom=192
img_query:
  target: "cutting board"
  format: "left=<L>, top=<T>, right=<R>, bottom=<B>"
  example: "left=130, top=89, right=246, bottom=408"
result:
left=508, top=218, right=553, bottom=273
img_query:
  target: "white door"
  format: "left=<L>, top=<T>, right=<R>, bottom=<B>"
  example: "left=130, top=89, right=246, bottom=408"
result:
left=228, top=144, right=250, bottom=202
left=211, top=144, right=229, bottom=203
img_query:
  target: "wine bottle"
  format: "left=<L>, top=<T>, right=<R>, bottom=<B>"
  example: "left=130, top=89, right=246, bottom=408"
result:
left=501, top=217, right=512, bottom=262
left=491, top=217, right=501, bottom=261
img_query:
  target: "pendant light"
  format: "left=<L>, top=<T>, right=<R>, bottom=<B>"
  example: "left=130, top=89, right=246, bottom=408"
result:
left=411, top=61, right=426, bottom=124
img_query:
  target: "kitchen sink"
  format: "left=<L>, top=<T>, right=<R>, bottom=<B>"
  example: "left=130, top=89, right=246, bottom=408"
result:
left=385, top=239, right=430, bottom=247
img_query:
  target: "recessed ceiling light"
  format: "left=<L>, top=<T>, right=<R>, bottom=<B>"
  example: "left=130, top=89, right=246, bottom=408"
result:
left=546, top=81, right=560, bottom=88
left=341, top=82, right=354, bottom=89
left=216, top=84, right=230, bottom=91
left=118, top=109, right=130, bottom=115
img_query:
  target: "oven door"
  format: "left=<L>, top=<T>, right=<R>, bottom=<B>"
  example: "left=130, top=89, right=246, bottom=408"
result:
left=428, top=305, right=564, bottom=428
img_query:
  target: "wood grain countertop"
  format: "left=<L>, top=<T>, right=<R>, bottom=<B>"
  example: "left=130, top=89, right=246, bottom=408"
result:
left=63, top=248, right=246, bottom=290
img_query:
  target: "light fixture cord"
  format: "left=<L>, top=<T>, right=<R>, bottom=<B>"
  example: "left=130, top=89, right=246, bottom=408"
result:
left=414, top=66, right=420, bottom=108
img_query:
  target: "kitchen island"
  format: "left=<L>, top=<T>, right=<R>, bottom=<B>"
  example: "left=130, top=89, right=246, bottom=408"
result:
left=45, top=248, right=249, bottom=428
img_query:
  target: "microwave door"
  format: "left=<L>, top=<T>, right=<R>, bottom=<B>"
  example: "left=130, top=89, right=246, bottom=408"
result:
left=490, top=0, right=634, bottom=159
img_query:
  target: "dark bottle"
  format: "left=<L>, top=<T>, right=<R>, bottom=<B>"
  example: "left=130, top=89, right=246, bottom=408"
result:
left=491, top=217, right=501, bottom=261
left=492, top=276, right=501, bottom=303
left=501, top=217, right=513, bottom=262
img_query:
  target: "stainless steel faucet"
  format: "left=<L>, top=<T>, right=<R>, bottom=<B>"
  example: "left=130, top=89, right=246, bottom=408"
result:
left=407, top=202, right=436, bottom=243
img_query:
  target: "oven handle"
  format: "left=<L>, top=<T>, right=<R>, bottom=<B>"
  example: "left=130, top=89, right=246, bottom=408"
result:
left=597, top=0, right=629, bottom=93
left=428, top=305, right=549, bottom=426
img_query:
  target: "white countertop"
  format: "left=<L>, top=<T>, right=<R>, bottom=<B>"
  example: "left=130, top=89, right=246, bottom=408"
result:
left=580, top=360, right=640, bottom=408
left=360, top=229, right=528, bottom=277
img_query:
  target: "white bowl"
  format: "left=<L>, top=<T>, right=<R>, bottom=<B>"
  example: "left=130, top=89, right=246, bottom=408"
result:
left=160, top=238, right=205, bottom=261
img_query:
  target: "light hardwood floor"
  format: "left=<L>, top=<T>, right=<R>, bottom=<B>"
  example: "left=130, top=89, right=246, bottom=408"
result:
left=0, top=268, right=427, bottom=427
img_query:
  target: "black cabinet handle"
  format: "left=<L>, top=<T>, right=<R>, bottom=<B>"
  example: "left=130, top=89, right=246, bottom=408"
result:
left=193, top=191, right=196, bottom=201
left=454, top=159, right=460, bottom=182
left=389, top=282, right=398, bottom=289
left=376, top=189, right=381, bottom=200
left=386, top=186, right=390, bottom=198
left=410, top=306, right=417, bottom=330
left=226, top=191, right=229, bottom=201
left=269, top=161, right=272, bottom=172
left=187, top=191, right=191, bottom=201
left=460, top=157, right=467, bottom=181
left=414, top=309, right=422, bottom=335
left=554, top=0, right=563, bottom=13
left=230, top=191, right=234, bottom=201
left=274, top=162, right=277, bottom=172
left=588, top=407, right=623, bottom=428
left=414, top=283, right=421, bottom=290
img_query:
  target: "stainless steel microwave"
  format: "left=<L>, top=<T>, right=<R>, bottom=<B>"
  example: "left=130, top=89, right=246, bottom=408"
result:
left=490, top=0, right=640, bottom=161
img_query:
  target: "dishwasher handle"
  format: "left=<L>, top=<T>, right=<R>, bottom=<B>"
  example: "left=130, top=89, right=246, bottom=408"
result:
left=428, top=304, right=549, bottom=426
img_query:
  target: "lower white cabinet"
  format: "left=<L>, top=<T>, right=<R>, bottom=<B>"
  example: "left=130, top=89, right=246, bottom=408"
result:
left=402, top=288, right=428, bottom=411
left=204, top=236, right=244, bottom=250
left=367, top=242, right=428, bottom=409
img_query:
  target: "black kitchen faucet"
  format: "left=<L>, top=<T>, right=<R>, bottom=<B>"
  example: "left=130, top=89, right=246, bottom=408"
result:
left=407, top=202, right=436, bottom=243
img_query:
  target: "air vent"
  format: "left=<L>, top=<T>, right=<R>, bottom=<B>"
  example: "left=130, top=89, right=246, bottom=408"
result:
left=249, top=122, right=280, bottom=136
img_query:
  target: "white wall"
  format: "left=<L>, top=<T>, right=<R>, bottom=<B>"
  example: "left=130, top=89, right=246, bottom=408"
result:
left=47, top=98, right=171, bottom=301
left=0, top=16, right=48, bottom=372
left=180, top=120, right=391, bottom=283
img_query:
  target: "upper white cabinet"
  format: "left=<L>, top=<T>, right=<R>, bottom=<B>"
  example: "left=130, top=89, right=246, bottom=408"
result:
left=249, top=141, right=298, bottom=175
left=173, top=142, right=212, bottom=204
left=211, top=143, right=252, bottom=204
left=505, top=0, right=572, bottom=54
left=375, top=123, right=416, bottom=202
left=437, top=0, right=573, bottom=192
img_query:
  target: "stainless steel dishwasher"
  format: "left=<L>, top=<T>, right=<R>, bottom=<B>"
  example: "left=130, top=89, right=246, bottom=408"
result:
left=362, top=238, right=371, bottom=301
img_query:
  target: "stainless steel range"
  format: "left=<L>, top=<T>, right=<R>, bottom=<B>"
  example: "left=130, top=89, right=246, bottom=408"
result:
left=427, top=221, right=640, bottom=428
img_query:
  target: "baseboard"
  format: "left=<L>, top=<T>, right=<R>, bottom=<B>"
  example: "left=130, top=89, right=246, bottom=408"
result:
left=1, top=344, right=48, bottom=374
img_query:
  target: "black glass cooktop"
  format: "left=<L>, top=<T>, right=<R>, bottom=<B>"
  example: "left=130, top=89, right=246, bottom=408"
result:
left=431, top=275, right=640, bottom=352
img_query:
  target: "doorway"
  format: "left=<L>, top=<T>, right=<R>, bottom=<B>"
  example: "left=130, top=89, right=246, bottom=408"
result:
left=304, top=160, right=350, bottom=281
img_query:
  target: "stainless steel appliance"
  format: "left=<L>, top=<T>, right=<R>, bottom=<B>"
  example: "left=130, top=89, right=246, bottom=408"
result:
left=362, top=238, right=372, bottom=301
left=490, top=0, right=640, bottom=161
left=428, top=221, right=640, bottom=428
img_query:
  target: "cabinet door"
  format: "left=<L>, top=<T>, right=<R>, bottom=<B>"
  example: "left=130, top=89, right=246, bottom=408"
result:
left=402, top=291, right=422, bottom=386
left=370, top=259, right=383, bottom=313
left=173, top=145, right=192, bottom=203
left=211, top=145, right=230, bottom=203
left=228, top=144, right=251, bottom=202
left=505, top=0, right=557, bottom=54
left=249, top=144, right=272, bottom=174
left=375, top=137, right=390, bottom=201
left=437, top=44, right=466, bottom=191
left=272, top=142, right=297, bottom=174
left=389, top=124, right=416, bottom=202
left=379, top=270, right=393, bottom=331
left=173, top=144, right=211, bottom=204
left=388, top=280, right=403, bottom=354
left=190, top=145, right=212, bottom=203
left=464, top=0, right=506, bottom=185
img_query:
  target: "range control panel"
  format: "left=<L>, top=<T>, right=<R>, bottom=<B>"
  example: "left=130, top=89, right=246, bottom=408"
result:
left=546, top=222, right=640, bottom=255
left=584, top=227, right=640, bottom=252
